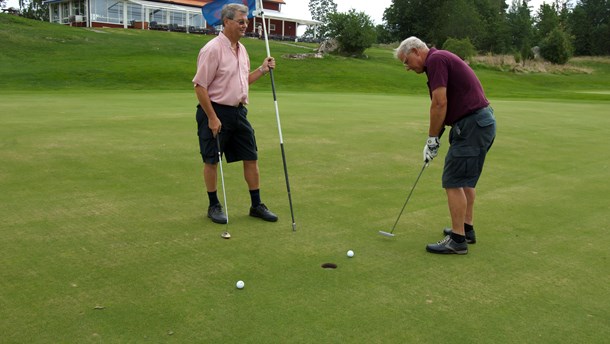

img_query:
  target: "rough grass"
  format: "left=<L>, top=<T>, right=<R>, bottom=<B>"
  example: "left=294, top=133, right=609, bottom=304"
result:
left=471, top=54, right=599, bottom=74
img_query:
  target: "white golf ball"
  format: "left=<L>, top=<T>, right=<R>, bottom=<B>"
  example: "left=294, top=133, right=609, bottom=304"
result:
left=236, top=280, right=245, bottom=289
left=347, top=250, right=354, bottom=258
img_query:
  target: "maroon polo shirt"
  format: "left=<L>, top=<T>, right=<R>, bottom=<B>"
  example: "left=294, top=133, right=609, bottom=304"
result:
left=424, top=48, right=489, bottom=125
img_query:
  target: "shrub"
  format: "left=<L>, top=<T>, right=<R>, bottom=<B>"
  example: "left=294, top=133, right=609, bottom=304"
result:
left=326, top=9, right=377, bottom=57
left=540, top=28, right=573, bottom=64
left=514, top=51, right=522, bottom=64
left=442, top=37, right=477, bottom=61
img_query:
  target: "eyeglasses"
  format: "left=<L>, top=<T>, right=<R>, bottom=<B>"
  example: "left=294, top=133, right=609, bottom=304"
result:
left=402, top=51, right=413, bottom=70
left=229, top=19, right=249, bottom=26
left=402, top=51, right=412, bottom=66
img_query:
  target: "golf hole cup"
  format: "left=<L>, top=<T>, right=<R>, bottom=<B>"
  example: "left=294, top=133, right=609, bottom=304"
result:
left=347, top=250, right=354, bottom=258
left=236, top=280, right=245, bottom=289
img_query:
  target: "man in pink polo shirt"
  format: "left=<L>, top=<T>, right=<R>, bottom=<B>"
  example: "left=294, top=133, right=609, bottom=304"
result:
left=193, top=3, right=277, bottom=225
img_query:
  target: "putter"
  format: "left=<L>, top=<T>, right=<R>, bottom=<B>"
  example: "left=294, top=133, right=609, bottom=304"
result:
left=380, top=128, right=445, bottom=237
left=217, top=135, right=231, bottom=239
left=379, top=162, right=428, bottom=237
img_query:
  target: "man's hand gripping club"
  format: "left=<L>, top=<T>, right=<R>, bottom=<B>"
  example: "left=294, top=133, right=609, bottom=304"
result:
left=423, top=136, right=440, bottom=163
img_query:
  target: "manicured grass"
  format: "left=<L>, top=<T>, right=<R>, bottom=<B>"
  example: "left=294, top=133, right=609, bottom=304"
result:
left=1, top=91, right=608, bottom=342
left=2, top=14, right=610, bottom=101
left=1, top=12, right=609, bottom=343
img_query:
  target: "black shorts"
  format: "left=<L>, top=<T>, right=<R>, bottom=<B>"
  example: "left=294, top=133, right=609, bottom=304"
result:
left=196, top=103, right=258, bottom=164
left=442, top=106, right=496, bottom=188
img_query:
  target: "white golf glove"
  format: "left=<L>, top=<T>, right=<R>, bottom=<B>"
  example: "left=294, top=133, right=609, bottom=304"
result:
left=423, top=136, right=440, bottom=163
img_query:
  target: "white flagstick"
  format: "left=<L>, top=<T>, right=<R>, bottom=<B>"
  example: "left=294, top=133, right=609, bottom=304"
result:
left=257, top=0, right=296, bottom=231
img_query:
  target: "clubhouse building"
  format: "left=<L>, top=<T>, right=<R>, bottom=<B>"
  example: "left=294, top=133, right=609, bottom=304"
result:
left=42, top=0, right=320, bottom=39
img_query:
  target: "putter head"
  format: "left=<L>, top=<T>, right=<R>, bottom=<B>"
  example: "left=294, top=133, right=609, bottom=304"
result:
left=378, top=231, right=395, bottom=237
left=221, top=231, right=231, bottom=239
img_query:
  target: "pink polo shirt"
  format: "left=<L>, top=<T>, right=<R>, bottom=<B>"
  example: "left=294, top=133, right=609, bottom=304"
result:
left=192, top=32, right=251, bottom=106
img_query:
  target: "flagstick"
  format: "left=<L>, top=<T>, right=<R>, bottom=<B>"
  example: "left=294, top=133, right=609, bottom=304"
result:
left=257, top=1, right=296, bottom=232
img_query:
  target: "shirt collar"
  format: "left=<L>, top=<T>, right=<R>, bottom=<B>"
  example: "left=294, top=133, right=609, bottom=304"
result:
left=218, top=31, right=242, bottom=52
left=423, top=47, right=437, bottom=72
left=218, top=31, right=231, bottom=47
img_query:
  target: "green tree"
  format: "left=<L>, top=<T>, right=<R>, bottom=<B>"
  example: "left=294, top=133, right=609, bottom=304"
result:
left=567, top=0, right=610, bottom=56
left=19, top=0, right=48, bottom=21
left=326, top=9, right=377, bottom=56
left=376, top=24, right=394, bottom=44
left=442, top=37, right=477, bottom=60
left=435, top=0, right=484, bottom=50
left=383, top=0, right=447, bottom=45
left=306, top=0, right=337, bottom=38
left=383, top=0, right=511, bottom=52
left=507, top=0, right=534, bottom=62
left=534, top=2, right=561, bottom=46
left=569, top=5, right=589, bottom=55
left=540, top=27, right=573, bottom=64
left=474, top=0, right=511, bottom=54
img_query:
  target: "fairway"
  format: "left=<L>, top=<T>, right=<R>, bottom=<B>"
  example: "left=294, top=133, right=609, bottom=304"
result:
left=1, top=91, right=608, bottom=342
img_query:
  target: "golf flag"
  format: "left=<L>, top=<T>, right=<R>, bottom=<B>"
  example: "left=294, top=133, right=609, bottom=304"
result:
left=201, top=0, right=256, bottom=27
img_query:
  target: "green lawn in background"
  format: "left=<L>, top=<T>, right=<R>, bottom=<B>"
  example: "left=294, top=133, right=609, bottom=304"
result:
left=1, top=91, right=608, bottom=343
left=1, top=14, right=610, bottom=101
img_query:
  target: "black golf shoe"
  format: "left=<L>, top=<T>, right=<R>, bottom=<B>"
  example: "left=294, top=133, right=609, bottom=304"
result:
left=426, top=235, right=468, bottom=255
left=443, top=227, right=476, bottom=244
left=208, top=203, right=228, bottom=224
left=249, top=203, right=278, bottom=222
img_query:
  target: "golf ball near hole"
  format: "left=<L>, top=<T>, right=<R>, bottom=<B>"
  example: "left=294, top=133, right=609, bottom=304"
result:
left=236, top=280, right=245, bottom=289
left=347, top=250, right=354, bottom=258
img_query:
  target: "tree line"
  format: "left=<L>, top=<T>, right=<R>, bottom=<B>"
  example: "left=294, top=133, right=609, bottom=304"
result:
left=6, top=0, right=609, bottom=62
left=309, top=0, right=609, bottom=63
left=381, top=0, right=608, bottom=57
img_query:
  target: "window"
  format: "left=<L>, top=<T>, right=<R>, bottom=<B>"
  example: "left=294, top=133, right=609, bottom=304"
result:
left=50, top=3, right=60, bottom=23
left=189, top=13, right=204, bottom=28
left=170, top=11, right=185, bottom=26
left=61, top=3, right=70, bottom=23
left=72, top=0, right=85, bottom=16
left=92, top=0, right=124, bottom=24
left=127, top=3, right=142, bottom=22
left=150, top=8, right=167, bottom=24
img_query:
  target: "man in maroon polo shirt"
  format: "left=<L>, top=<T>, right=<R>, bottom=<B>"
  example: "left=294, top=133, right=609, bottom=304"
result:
left=395, top=36, right=496, bottom=255
left=193, top=3, right=278, bottom=225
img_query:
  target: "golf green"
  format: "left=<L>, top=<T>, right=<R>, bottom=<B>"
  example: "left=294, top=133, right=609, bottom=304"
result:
left=1, top=91, right=608, bottom=342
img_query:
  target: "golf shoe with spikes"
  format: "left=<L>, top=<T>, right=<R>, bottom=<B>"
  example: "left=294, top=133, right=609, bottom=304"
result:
left=208, top=203, right=228, bottom=224
left=426, top=235, right=468, bottom=255
left=249, top=203, right=278, bottom=222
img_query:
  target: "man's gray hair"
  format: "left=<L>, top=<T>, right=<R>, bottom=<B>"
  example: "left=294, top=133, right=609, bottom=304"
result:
left=221, top=3, right=248, bottom=21
left=394, top=36, right=428, bottom=59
